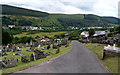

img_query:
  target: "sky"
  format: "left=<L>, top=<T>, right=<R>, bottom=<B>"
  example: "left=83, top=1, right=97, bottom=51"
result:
left=0, top=0, right=119, bottom=17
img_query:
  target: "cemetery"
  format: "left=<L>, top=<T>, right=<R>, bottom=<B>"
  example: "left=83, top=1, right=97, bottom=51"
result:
left=0, top=38, right=71, bottom=73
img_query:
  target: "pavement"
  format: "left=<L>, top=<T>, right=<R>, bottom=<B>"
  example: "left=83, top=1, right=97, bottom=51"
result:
left=15, top=40, right=109, bottom=73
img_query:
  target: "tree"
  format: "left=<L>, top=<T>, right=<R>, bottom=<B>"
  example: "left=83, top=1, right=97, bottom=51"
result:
left=110, top=28, right=115, bottom=32
left=44, top=36, right=50, bottom=38
left=89, top=29, right=95, bottom=37
left=2, top=29, right=13, bottom=45
left=116, top=26, right=120, bottom=33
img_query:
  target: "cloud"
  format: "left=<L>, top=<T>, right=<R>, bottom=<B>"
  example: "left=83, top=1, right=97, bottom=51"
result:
left=0, top=0, right=119, bottom=17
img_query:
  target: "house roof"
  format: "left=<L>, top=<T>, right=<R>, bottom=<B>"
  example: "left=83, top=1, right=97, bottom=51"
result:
left=93, top=31, right=106, bottom=36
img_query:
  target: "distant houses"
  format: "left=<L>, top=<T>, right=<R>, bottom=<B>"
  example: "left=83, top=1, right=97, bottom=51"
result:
left=41, top=38, right=50, bottom=42
left=2, top=25, right=44, bottom=31
left=3, top=25, right=16, bottom=29
left=80, top=26, right=114, bottom=30
left=21, top=26, right=43, bottom=30
left=80, top=30, right=109, bottom=38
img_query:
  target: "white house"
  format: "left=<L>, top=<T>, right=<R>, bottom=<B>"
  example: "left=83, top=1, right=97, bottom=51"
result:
left=8, top=25, right=15, bottom=28
left=81, top=31, right=89, bottom=37
left=41, top=38, right=50, bottom=42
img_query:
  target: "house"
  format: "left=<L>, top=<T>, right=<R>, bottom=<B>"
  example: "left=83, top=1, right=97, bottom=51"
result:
left=41, top=38, right=50, bottom=42
left=93, top=31, right=109, bottom=37
left=30, top=26, right=38, bottom=30
left=8, top=25, right=15, bottom=28
left=65, top=33, right=69, bottom=36
left=81, top=31, right=89, bottom=37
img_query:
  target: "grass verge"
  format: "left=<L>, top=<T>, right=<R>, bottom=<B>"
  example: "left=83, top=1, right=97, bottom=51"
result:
left=84, top=43, right=118, bottom=73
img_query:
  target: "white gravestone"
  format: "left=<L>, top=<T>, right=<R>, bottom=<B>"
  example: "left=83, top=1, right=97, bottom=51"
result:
left=37, top=45, right=41, bottom=48
left=104, top=44, right=120, bottom=53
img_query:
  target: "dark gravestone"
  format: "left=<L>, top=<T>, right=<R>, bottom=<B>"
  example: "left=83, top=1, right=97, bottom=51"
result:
left=56, top=48, right=60, bottom=54
left=2, top=59, right=18, bottom=68
left=0, top=60, right=2, bottom=69
left=29, top=47, right=35, bottom=51
left=44, top=53, right=50, bottom=57
left=6, top=48, right=12, bottom=52
left=21, top=56, right=30, bottom=63
left=53, top=45, right=58, bottom=49
left=34, top=50, right=46, bottom=59
left=30, top=54, right=34, bottom=61
left=0, top=53, right=2, bottom=57
left=13, top=46, right=17, bottom=52
left=26, top=50, right=32, bottom=52
left=15, top=52, right=23, bottom=55
left=2, top=48, right=6, bottom=53
left=2, top=52, right=8, bottom=56
left=47, top=45, right=50, bottom=49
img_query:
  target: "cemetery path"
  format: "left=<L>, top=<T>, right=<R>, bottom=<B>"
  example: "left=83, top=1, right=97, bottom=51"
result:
left=16, top=40, right=109, bottom=73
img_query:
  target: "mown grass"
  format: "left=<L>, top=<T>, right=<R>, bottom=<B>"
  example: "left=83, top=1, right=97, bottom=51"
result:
left=1, top=43, right=71, bottom=73
left=14, top=31, right=66, bottom=38
left=84, top=43, right=118, bottom=73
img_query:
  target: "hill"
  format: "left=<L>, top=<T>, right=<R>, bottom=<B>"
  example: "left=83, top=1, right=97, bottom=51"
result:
left=1, top=4, right=49, bottom=17
left=1, top=4, right=120, bottom=28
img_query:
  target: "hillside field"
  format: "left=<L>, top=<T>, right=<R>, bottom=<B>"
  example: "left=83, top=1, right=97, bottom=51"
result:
left=14, top=31, right=66, bottom=38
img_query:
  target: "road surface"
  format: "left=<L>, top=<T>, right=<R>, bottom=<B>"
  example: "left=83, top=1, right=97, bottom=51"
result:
left=16, top=41, right=109, bottom=73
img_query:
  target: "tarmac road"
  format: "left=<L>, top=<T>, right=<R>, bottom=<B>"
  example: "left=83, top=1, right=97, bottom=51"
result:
left=16, top=40, right=109, bottom=73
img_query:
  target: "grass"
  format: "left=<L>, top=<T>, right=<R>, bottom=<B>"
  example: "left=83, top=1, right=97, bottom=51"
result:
left=2, top=43, right=71, bottom=73
left=84, top=43, right=118, bottom=73
left=14, top=31, right=66, bottom=38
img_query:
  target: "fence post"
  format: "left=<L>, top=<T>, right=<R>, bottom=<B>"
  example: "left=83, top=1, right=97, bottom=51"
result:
left=102, top=49, right=106, bottom=60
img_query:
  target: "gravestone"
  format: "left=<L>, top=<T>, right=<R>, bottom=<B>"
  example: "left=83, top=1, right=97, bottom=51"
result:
left=15, top=52, right=23, bottom=55
left=47, top=45, right=50, bottom=49
left=44, top=53, right=50, bottom=57
left=2, top=58, right=18, bottom=68
left=2, top=52, right=8, bottom=56
left=2, top=48, right=6, bottom=53
left=34, top=50, right=46, bottom=59
left=26, top=50, right=32, bottom=52
left=21, top=56, right=30, bottom=63
left=56, top=48, right=60, bottom=54
left=41, top=47, right=47, bottom=50
left=37, top=45, right=41, bottom=48
left=17, top=47, right=23, bottom=51
left=13, top=46, right=17, bottom=52
left=30, top=53, right=36, bottom=61
left=53, top=45, right=58, bottom=49
left=0, top=52, right=2, bottom=57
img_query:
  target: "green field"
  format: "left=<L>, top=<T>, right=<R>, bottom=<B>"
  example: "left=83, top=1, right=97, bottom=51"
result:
left=14, top=31, right=66, bottom=38
left=1, top=43, right=71, bottom=73
left=84, top=43, right=118, bottom=73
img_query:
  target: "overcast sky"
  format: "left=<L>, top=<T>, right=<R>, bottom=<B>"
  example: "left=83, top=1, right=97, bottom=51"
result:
left=0, top=0, right=119, bottom=17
